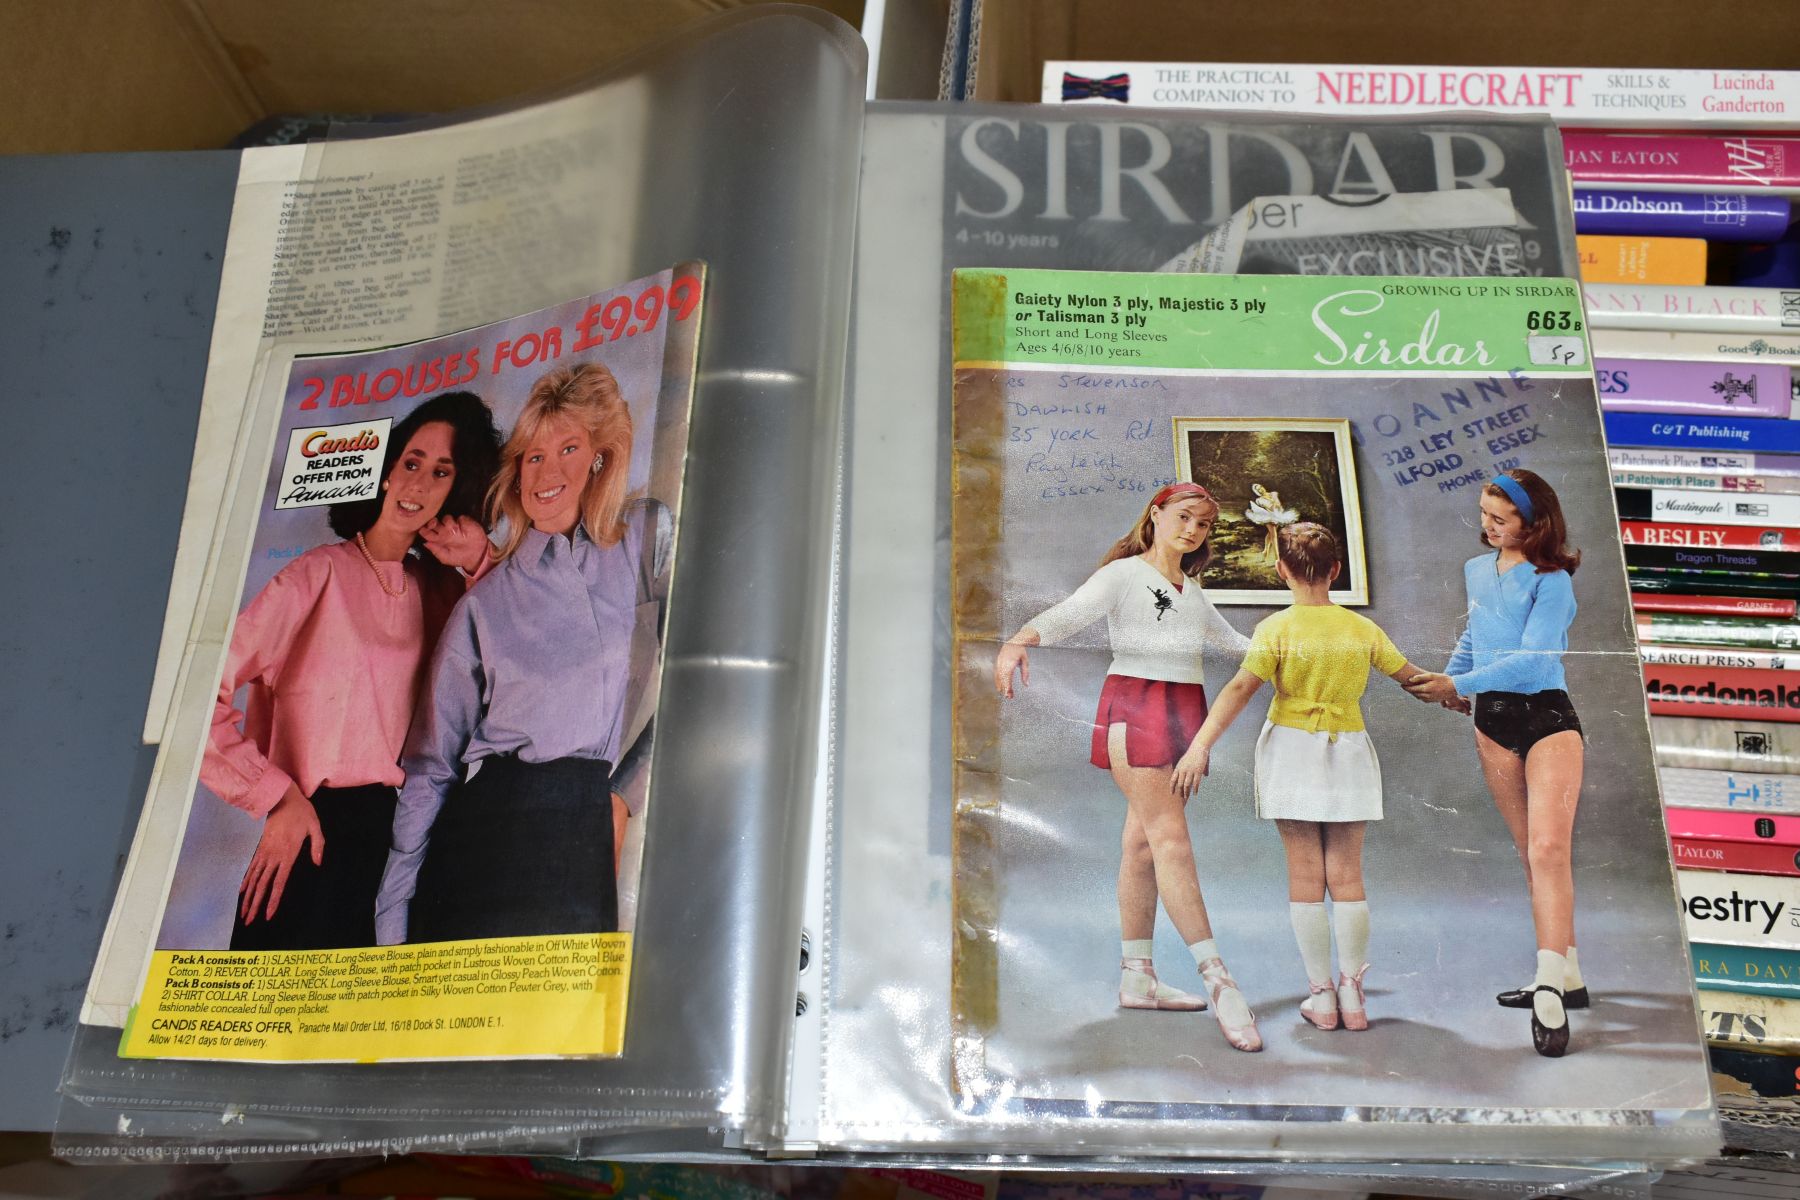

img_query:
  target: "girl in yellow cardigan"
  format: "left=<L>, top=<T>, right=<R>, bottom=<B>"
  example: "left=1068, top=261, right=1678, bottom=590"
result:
left=1173, top=523, right=1428, bottom=1033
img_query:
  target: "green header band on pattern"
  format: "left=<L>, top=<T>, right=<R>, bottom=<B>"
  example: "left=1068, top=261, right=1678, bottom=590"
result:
left=952, top=268, right=1592, bottom=376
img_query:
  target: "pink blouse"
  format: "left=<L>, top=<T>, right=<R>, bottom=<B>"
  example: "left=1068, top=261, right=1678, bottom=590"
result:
left=201, top=540, right=464, bottom=817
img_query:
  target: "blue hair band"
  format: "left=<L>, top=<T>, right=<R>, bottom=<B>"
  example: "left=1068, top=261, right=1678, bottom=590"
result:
left=1493, top=473, right=1534, bottom=523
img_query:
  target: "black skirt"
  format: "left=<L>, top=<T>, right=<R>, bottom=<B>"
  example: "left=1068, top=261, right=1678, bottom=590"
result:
left=229, top=782, right=396, bottom=951
left=408, top=754, right=616, bottom=943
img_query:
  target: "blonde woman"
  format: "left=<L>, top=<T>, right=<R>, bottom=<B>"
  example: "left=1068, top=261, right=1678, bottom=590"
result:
left=375, top=362, right=670, bottom=945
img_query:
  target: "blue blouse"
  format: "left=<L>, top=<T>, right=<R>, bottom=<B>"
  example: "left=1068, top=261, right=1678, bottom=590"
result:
left=1445, top=552, right=1577, bottom=698
left=374, top=499, right=671, bottom=944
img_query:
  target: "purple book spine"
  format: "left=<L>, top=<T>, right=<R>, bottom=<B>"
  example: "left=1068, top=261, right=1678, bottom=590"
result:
left=1574, top=189, right=1793, bottom=241
left=1598, top=358, right=1793, bottom=418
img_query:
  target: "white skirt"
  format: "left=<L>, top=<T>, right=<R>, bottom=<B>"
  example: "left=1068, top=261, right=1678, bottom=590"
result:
left=1253, top=720, right=1384, bottom=822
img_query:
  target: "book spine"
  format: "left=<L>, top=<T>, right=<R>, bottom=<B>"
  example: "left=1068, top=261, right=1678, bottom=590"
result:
left=1638, top=612, right=1800, bottom=649
left=1613, top=469, right=1800, bottom=495
left=1634, top=572, right=1800, bottom=600
left=1574, top=189, right=1793, bottom=241
left=1641, top=590, right=1792, bottom=615
left=1675, top=837, right=1800, bottom=875
left=1698, top=990, right=1800, bottom=1053
left=1622, top=519, right=1800, bottom=550
left=1041, top=63, right=1800, bottom=129
left=1565, top=132, right=1800, bottom=190
left=1663, top=766, right=1800, bottom=812
left=1591, top=327, right=1800, bottom=364
left=1680, top=868, right=1800, bottom=949
left=1647, top=669, right=1800, bottom=724
left=1694, top=941, right=1800, bottom=996
left=1669, top=805, right=1800, bottom=843
left=1583, top=284, right=1800, bottom=335
left=1613, top=448, right=1800, bottom=476
left=1577, top=234, right=1707, bottom=285
left=1655, top=714, right=1800, bottom=772
left=1605, top=412, right=1800, bottom=454
left=1705, top=1046, right=1800, bottom=1098
left=1597, top=359, right=1792, bottom=418
left=1617, top=485, right=1800, bottom=526
left=1642, top=642, right=1800, bottom=670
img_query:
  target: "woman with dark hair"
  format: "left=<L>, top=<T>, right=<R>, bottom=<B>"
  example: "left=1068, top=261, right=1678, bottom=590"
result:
left=376, top=361, right=670, bottom=945
left=1404, top=468, right=1586, bottom=1057
left=992, top=483, right=1262, bottom=1053
left=202, top=390, right=502, bottom=950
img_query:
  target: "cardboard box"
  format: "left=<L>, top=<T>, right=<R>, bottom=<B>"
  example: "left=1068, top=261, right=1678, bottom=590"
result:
left=0, top=0, right=901, bottom=154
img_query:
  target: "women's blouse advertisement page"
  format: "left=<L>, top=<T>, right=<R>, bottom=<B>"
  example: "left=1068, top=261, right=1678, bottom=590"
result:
left=109, top=266, right=703, bottom=1063
left=949, top=268, right=1714, bottom=1135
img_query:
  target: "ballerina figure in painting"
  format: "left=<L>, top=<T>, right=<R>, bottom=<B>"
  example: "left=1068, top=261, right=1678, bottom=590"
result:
left=1245, top=483, right=1298, bottom=568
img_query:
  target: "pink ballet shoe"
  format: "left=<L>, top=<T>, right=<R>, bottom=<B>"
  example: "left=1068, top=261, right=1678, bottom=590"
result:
left=1336, top=963, right=1370, bottom=1032
left=1119, top=959, right=1207, bottom=1011
left=1199, top=958, right=1263, bottom=1052
left=1299, top=980, right=1339, bottom=1031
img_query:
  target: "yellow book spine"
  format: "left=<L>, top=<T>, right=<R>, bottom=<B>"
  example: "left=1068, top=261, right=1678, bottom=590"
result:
left=1579, top=234, right=1708, bottom=286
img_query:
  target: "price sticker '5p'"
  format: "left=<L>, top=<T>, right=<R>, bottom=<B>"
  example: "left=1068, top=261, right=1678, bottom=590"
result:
left=1528, top=335, right=1588, bottom=367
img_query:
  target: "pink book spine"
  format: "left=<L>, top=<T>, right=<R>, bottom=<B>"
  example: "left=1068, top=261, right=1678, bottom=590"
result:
left=1565, top=132, right=1800, bottom=189
left=1667, top=805, right=1800, bottom=845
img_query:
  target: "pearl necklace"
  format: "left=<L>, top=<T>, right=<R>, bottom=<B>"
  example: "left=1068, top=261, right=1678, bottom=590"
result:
left=355, top=532, right=407, bottom=597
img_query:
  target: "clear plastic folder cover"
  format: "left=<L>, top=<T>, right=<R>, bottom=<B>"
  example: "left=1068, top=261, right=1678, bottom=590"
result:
left=825, top=103, right=1717, bottom=1163
left=58, top=7, right=863, bottom=1159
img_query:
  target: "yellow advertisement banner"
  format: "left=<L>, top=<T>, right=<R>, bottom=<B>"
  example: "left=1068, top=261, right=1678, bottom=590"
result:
left=120, top=932, right=630, bottom=1061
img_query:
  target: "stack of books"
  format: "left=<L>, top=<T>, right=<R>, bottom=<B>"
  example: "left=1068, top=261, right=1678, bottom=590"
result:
left=1571, top=131, right=1796, bottom=291
left=1578, top=125, right=1800, bottom=1104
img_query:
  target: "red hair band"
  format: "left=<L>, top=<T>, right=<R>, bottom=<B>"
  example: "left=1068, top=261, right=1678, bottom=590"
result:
left=1151, top=481, right=1215, bottom=508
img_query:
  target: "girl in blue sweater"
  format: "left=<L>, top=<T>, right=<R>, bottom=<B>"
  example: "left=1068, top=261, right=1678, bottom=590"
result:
left=1404, top=469, right=1584, bottom=1058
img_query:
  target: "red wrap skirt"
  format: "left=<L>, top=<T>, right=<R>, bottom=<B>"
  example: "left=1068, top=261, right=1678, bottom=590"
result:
left=1089, top=674, right=1208, bottom=769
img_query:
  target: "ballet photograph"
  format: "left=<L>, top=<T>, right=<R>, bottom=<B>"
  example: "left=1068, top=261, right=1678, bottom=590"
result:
left=951, top=346, right=1711, bottom=1122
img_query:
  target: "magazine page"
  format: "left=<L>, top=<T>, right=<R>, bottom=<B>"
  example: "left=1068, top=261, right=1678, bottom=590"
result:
left=818, top=105, right=1585, bottom=1155
left=939, top=268, right=1714, bottom=1157
left=103, top=267, right=701, bottom=1064
left=58, top=6, right=866, bottom=1160
left=141, top=79, right=651, bottom=744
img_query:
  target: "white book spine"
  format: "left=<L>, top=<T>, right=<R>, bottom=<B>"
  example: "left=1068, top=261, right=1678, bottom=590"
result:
left=1649, top=487, right=1800, bottom=527
left=1584, top=283, right=1800, bottom=335
left=1660, top=767, right=1800, bottom=813
left=1681, top=868, right=1800, bottom=950
left=1042, top=61, right=1800, bottom=128
left=1611, top=447, right=1800, bottom=476
left=1614, top=469, right=1800, bottom=493
left=1643, top=646, right=1800, bottom=671
left=1591, top=327, right=1800, bottom=364
left=1698, top=989, right=1800, bottom=1050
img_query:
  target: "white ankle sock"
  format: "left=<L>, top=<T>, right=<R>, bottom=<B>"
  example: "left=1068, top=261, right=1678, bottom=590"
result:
left=1564, top=945, right=1584, bottom=991
left=1187, top=938, right=1220, bottom=969
left=1198, top=955, right=1253, bottom=1026
left=1288, top=903, right=1333, bottom=985
left=1121, top=938, right=1154, bottom=962
left=1333, top=899, right=1370, bottom=972
left=1533, top=949, right=1567, bottom=1027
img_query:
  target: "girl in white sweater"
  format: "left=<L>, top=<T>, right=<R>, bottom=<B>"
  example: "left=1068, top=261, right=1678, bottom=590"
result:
left=994, top=482, right=1260, bottom=1052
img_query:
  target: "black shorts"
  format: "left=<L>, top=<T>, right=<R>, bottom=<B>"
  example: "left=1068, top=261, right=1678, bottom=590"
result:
left=1473, top=689, right=1583, bottom=759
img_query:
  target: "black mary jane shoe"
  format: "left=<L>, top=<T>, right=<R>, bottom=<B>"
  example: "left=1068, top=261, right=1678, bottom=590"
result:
left=1497, top=984, right=1588, bottom=1010
left=1530, top=986, right=1571, bottom=1058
